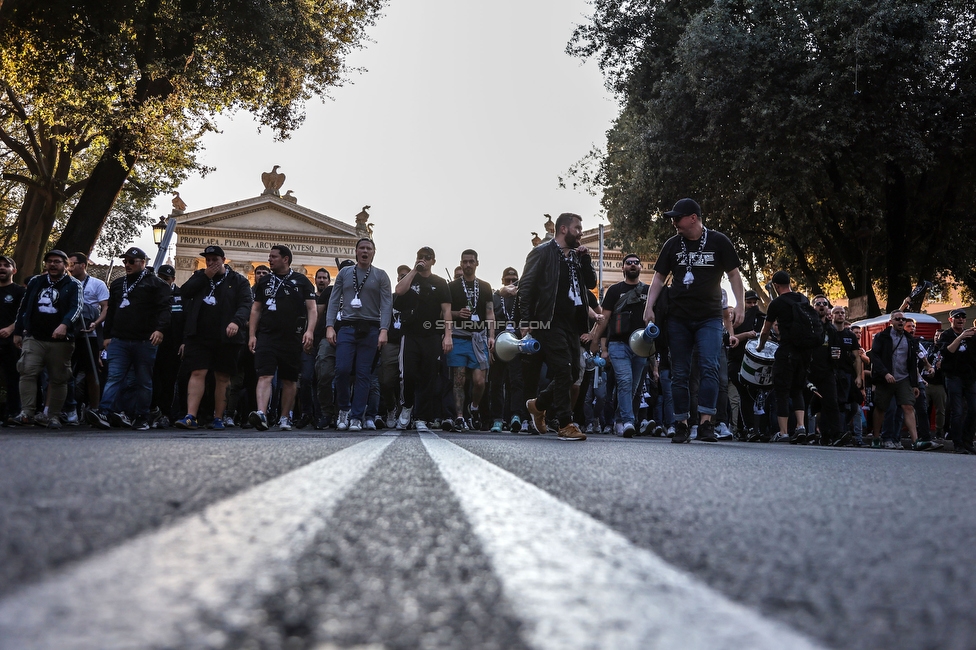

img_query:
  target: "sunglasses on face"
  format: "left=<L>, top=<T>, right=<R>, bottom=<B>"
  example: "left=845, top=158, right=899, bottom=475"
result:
left=123, top=259, right=138, bottom=265
left=623, top=260, right=641, bottom=266
left=892, top=317, right=906, bottom=322
left=814, top=302, right=828, bottom=307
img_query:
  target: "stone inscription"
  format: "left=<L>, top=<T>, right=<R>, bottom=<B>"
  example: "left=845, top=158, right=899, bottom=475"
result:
left=178, top=235, right=354, bottom=256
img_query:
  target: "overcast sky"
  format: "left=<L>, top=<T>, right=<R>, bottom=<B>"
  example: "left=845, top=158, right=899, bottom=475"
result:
left=126, top=0, right=619, bottom=286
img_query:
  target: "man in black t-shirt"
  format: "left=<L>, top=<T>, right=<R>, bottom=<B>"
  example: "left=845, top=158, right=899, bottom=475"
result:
left=644, top=198, right=744, bottom=443
left=728, top=289, right=765, bottom=437
left=0, top=255, right=25, bottom=420
left=591, top=254, right=647, bottom=437
left=757, top=270, right=811, bottom=444
left=393, top=246, right=453, bottom=432
left=247, top=245, right=317, bottom=431
left=938, top=309, right=976, bottom=453
left=829, top=305, right=863, bottom=445
left=314, top=261, right=350, bottom=429
left=488, top=267, right=525, bottom=433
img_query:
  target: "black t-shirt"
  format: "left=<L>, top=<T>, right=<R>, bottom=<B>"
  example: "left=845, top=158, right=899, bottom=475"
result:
left=253, top=271, right=316, bottom=338
left=653, top=228, right=740, bottom=321
left=314, top=286, right=333, bottom=343
left=765, top=292, right=805, bottom=348
left=449, top=277, right=492, bottom=339
left=554, top=254, right=578, bottom=321
left=730, top=305, right=766, bottom=363
left=835, top=326, right=862, bottom=374
left=29, top=275, right=75, bottom=341
left=600, top=281, right=648, bottom=343
left=195, top=273, right=225, bottom=341
left=938, top=328, right=976, bottom=381
left=0, top=283, right=25, bottom=332
left=402, top=273, right=451, bottom=339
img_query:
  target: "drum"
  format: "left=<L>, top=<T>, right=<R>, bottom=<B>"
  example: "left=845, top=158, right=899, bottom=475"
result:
left=739, top=338, right=778, bottom=386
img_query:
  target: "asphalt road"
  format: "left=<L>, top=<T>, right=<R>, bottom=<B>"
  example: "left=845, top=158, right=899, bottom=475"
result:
left=1, top=426, right=974, bottom=649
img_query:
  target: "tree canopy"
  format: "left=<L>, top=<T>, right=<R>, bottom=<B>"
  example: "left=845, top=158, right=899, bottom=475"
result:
left=0, top=0, right=384, bottom=279
left=568, top=0, right=976, bottom=313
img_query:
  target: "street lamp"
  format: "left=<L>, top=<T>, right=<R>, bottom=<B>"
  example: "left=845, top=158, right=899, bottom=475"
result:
left=152, top=216, right=168, bottom=246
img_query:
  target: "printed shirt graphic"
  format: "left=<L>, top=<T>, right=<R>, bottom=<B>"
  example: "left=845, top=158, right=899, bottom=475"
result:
left=653, top=230, right=740, bottom=321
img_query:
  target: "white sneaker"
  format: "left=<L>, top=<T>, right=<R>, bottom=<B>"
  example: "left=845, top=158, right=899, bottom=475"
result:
left=414, top=420, right=429, bottom=433
left=386, top=410, right=398, bottom=429
left=62, top=410, right=80, bottom=426
left=364, top=418, right=377, bottom=431
left=337, top=410, right=350, bottom=431
left=396, top=406, right=412, bottom=430
left=666, top=425, right=676, bottom=438
left=348, top=418, right=363, bottom=432
left=716, top=422, right=734, bottom=439
left=278, top=416, right=292, bottom=431
left=614, top=421, right=624, bottom=436
left=223, top=415, right=236, bottom=427
left=690, top=425, right=699, bottom=440
left=772, top=432, right=790, bottom=443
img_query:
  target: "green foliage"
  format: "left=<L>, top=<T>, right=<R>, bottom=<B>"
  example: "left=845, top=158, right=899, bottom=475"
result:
left=569, top=0, right=976, bottom=313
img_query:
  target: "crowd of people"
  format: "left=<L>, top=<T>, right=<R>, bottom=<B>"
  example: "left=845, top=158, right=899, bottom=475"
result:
left=1, top=203, right=973, bottom=452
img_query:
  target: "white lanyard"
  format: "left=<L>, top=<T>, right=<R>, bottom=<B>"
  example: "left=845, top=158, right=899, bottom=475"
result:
left=462, top=278, right=480, bottom=321
left=680, top=227, right=708, bottom=285
left=119, top=270, right=146, bottom=308
left=204, top=271, right=226, bottom=306
left=265, top=270, right=292, bottom=311
left=351, top=265, right=371, bottom=309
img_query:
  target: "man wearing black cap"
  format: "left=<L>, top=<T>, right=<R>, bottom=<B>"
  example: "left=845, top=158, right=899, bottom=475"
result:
left=8, top=250, right=82, bottom=428
left=0, top=255, right=25, bottom=421
left=757, top=270, right=818, bottom=444
left=728, top=289, right=766, bottom=438
left=88, top=247, right=171, bottom=431
left=150, top=264, right=183, bottom=427
left=175, top=245, right=253, bottom=430
left=938, top=308, right=976, bottom=453
left=247, top=245, right=317, bottom=431
left=643, top=198, right=745, bottom=443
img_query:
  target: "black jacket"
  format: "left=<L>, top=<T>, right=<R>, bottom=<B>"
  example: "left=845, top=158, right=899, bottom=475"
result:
left=869, top=326, right=919, bottom=388
left=15, top=273, right=83, bottom=339
left=104, top=271, right=171, bottom=341
left=180, top=266, right=253, bottom=344
left=517, top=239, right=596, bottom=326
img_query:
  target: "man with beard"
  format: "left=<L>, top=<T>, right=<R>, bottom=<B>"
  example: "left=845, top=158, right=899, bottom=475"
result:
left=326, top=238, right=392, bottom=432
left=445, top=249, right=494, bottom=431
left=590, top=253, right=647, bottom=437
left=248, top=245, right=317, bottom=431
left=0, top=255, right=25, bottom=421
left=868, top=311, right=930, bottom=451
left=88, top=247, right=171, bottom=431
left=644, top=199, right=745, bottom=444
left=519, top=212, right=596, bottom=441
left=8, top=250, right=82, bottom=428
left=175, top=245, right=253, bottom=431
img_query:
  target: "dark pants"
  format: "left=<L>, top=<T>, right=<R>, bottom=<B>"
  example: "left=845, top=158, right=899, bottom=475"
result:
left=402, top=335, right=443, bottom=423
left=488, top=354, right=525, bottom=422
left=772, top=346, right=810, bottom=416
left=524, top=322, right=579, bottom=428
left=945, top=376, right=976, bottom=448
left=0, top=341, right=21, bottom=418
left=809, top=367, right=838, bottom=443
left=151, top=341, right=181, bottom=419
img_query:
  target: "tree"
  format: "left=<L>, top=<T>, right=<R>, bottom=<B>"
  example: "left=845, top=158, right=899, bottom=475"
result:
left=569, top=0, right=976, bottom=314
left=0, top=0, right=384, bottom=278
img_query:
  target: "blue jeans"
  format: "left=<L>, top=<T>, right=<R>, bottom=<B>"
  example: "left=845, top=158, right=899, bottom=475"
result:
left=99, top=339, right=158, bottom=417
left=334, top=325, right=380, bottom=420
left=608, top=341, right=647, bottom=424
left=668, top=317, right=723, bottom=421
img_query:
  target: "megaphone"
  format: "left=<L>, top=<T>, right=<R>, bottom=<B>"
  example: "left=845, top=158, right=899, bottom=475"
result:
left=629, top=322, right=660, bottom=358
left=495, top=331, right=541, bottom=362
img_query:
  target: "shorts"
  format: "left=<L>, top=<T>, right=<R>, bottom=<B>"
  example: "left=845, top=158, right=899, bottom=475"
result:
left=873, top=377, right=916, bottom=408
left=446, top=336, right=489, bottom=371
left=182, top=338, right=242, bottom=376
left=254, top=335, right=303, bottom=382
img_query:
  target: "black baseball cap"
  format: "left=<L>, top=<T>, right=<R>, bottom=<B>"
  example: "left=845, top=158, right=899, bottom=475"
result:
left=338, top=259, right=355, bottom=270
left=200, top=245, right=225, bottom=258
left=771, top=270, right=791, bottom=286
left=950, top=309, right=967, bottom=319
left=744, top=289, right=759, bottom=300
left=664, top=198, right=702, bottom=220
left=120, top=247, right=147, bottom=260
left=158, top=264, right=176, bottom=278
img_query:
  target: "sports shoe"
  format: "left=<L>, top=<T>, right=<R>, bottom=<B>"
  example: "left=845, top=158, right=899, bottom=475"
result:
left=278, top=416, right=292, bottom=431
left=913, top=440, right=936, bottom=451
left=7, top=411, right=33, bottom=427
left=640, top=419, right=656, bottom=435
left=131, top=416, right=150, bottom=431
left=791, top=425, right=807, bottom=445
left=396, top=406, right=412, bottom=430
left=62, top=410, right=80, bottom=426
left=155, top=415, right=171, bottom=429
left=315, top=416, right=330, bottom=430
left=210, top=417, right=225, bottom=431
left=33, top=412, right=50, bottom=427
left=364, top=418, right=377, bottom=431
left=603, top=424, right=614, bottom=434
left=715, top=422, right=734, bottom=440
left=491, top=419, right=504, bottom=433
left=666, top=425, right=676, bottom=438
left=772, top=432, right=791, bottom=443
left=336, top=410, right=350, bottom=431
left=871, top=438, right=882, bottom=449
left=46, top=415, right=62, bottom=430
left=108, top=412, right=131, bottom=428
left=510, top=415, right=522, bottom=433
left=175, top=414, right=199, bottom=430
left=469, top=405, right=482, bottom=431
left=454, top=417, right=468, bottom=432
left=671, top=421, right=690, bottom=443
left=348, top=419, right=363, bottom=432
left=526, top=399, right=547, bottom=434
left=415, top=420, right=430, bottom=433
left=223, top=415, right=236, bottom=427
left=832, top=431, right=853, bottom=447
left=584, top=422, right=594, bottom=434
left=747, top=429, right=763, bottom=443
left=697, top=420, right=718, bottom=442
left=883, top=439, right=898, bottom=450
left=557, top=422, right=587, bottom=441
left=652, top=424, right=666, bottom=437
left=295, top=414, right=313, bottom=430
left=690, top=425, right=698, bottom=440
left=386, top=410, right=398, bottom=429
left=86, top=408, right=110, bottom=429
left=622, top=422, right=636, bottom=438
left=247, top=411, right=269, bottom=431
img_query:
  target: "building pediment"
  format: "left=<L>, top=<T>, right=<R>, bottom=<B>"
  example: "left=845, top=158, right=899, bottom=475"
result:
left=175, top=195, right=359, bottom=238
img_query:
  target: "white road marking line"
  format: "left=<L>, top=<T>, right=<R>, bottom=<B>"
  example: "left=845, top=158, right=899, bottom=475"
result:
left=0, top=436, right=396, bottom=650
left=420, top=433, right=826, bottom=650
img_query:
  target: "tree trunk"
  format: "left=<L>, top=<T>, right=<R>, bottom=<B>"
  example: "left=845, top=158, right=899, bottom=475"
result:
left=12, top=186, right=58, bottom=282
left=55, top=142, right=135, bottom=255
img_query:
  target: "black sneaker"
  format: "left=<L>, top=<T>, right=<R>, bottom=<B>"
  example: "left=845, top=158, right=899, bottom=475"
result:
left=671, top=421, right=690, bottom=444
left=441, top=418, right=455, bottom=432
left=131, top=415, right=150, bottom=431
left=832, top=431, right=853, bottom=447
left=247, top=411, right=269, bottom=431
left=86, top=408, right=111, bottom=430
left=108, top=412, right=131, bottom=428
left=148, top=406, right=162, bottom=428
left=469, top=406, right=482, bottom=431
left=791, top=425, right=807, bottom=445
left=295, top=414, right=313, bottom=430
left=697, top=420, right=717, bottom=442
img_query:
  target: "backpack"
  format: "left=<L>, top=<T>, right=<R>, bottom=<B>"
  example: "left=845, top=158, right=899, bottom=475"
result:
left=608, top=282, right=647, bottom=338
left=789, top=297, right=824, bottom=349
left=79, top=276, right=101, bottom=326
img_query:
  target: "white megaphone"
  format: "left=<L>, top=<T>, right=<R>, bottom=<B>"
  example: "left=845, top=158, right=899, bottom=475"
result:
left=629, top=322, right=660, bottom=358
left=495, top=331, right=542, bottom=362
